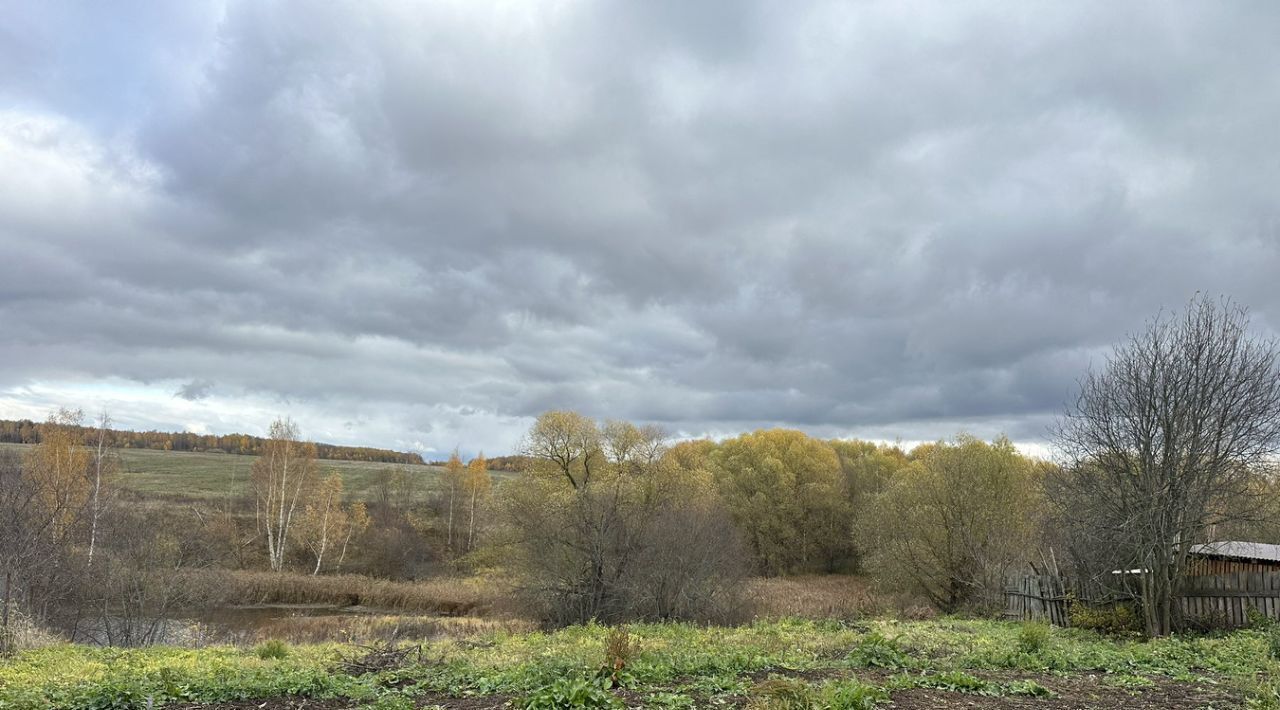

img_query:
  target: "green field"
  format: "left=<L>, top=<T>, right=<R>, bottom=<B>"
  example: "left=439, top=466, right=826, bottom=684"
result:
left=2, top=618, right=1276, bottom=709
left=0, top=443, right=487, bottom=503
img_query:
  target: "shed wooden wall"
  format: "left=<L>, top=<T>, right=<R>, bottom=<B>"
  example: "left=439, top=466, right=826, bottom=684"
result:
left=1187, top=557, right=1280, bottom=576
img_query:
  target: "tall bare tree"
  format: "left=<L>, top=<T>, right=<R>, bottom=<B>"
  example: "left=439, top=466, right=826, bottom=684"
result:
left=1053, top=295, right=1280, bottom=636
left=251, top=418, right=317, bottom=572
left=86, top=410, right=116, bottom=565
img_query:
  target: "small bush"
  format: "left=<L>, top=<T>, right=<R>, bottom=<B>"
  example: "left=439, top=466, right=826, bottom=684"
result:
left=1266, top=625, right=1280, bottom=661
left=1247, top=606, right=1274, bottom=630
left=746, top=677, right=815, bottom=710
left=1067, top=602, right=1142, bottom=635
left=1016, top=621, right=1050, bottom=654
left=521, top=675, right=621, bottom=709
left=927, top=671, right=990, bottom=694
left=601, top=626, right=639, bottom=685
left=1174, top=608, right=1232, bottom=634
left=846, top=632, right=908, bottom=669
left=253, top=639, right=290, bottom=660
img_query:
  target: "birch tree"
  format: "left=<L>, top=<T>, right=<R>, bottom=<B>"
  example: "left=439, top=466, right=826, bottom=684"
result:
left=443, top=450, right=466, bottom=553
left=465, top=452, right=491, bottom=552
left=86, top=410, right=116, bottom=565
left=251, top=418, right=317, bottom=572
left=297, top=473, right=365, bottom=575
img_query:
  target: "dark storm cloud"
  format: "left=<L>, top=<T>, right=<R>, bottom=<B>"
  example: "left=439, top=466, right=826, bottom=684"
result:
left=3, top=0, right=1280, bottom=454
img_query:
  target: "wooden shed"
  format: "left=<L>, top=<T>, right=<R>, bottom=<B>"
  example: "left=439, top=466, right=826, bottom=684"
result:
left=1187, top=541, right=1280, bottom=576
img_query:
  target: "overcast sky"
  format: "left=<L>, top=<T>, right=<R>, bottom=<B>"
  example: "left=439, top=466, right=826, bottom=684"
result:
left=3, top=1, right=1279, bottom=458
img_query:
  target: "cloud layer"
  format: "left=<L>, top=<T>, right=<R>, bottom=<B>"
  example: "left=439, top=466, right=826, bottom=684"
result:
left=4, top=1, right=1280, bottom=455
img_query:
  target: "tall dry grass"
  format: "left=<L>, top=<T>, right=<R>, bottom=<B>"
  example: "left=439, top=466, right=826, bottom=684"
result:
left=0, top=608, right=63, bottom=653
left=184, top=569, right=508, bottom=616
left=249, top=614, right=536, bottom=644
left=747, top=575, right=934, bottom=620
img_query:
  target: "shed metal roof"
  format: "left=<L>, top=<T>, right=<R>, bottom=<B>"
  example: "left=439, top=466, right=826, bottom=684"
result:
left=1189, top=541, right=1280, bottom=563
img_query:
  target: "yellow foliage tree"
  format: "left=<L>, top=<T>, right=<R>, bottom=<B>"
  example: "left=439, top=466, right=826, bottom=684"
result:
left=24, top=408, right=92, bottom=542
left=443, top=449, right=466, bottom=553
left=863, top=435, right=1045, bottom=613
left=464, top=452, right=491, bottom=552
left=298, top=472, right=340, bottom=575
left=709, top=429, right=847, bottom=575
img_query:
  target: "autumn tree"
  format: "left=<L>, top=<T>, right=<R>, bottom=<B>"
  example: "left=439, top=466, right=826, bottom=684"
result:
left=708, top=429, right=848, bottom=575
left=522, top=410, right=601, bottom=489
left=443, top=449, right=466, bottom=553
left=297, top=473, right=368, bottom=575
left=464, top=453, right=491, bottom=552
left=829, top=440, right=909, bottom=570
left=251, top=417, right=318, bottom=572
left=23, top=408, right=92, bottom=542
left=863, top=435, right=1045, bottom=613
left=1053, top=296, right=1280, bottom=636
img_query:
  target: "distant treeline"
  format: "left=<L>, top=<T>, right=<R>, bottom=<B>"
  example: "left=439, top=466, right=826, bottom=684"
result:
left=426, top=454, right=528, bottom=471
left=0, top=419, right=425, bottom=465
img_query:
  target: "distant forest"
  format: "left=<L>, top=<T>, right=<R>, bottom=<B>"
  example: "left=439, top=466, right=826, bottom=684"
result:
left=0, top=418, right=425, bottom=465
left=430, top=454, right=529, bottom=472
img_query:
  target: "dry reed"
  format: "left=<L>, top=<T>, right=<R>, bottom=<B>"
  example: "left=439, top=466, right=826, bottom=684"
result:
left=183, top=569, right=504, bottom=616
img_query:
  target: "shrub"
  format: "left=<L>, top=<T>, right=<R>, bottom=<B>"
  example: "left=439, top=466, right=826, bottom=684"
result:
left=601, top=626, right=639, bottom=685
left=1173, top=608, right=1232, bottom=634
left=927, top=671, right=990, bottom=694
left=1067, top=602, right=1142, bottom=635
left=1016, top=621, right=1050, bottom=654
left=253, top=639, right=290, bottom=660
left=1247, top=606, right=1274, bottom=630
left=521, top=675, right=621, bottom=709
left=1267, top=625, right=1280, bottom=661
left=846, top=632, right=908, bottom=669
left=746, top=677, right=816, bottom=710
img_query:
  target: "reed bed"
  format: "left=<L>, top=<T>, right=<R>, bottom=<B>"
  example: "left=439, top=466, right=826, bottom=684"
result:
left=184, top=569, right=503, bottom=616
left=250, top=613, right=537, bottom=644
left=746, top=575, right=932, bottom=620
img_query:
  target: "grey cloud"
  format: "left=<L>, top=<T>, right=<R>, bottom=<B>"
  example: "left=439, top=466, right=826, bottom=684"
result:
left=174, top=380, right=215, bottom=401
left=3, top=1, right=1280, bottom=456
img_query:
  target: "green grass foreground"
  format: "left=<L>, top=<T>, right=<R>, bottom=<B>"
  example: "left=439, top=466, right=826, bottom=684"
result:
left=4, top=618, right=1280, bottom=709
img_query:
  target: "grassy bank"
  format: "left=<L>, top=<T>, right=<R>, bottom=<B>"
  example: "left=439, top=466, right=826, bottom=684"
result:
left=2, top=618, right=1278, bottom=709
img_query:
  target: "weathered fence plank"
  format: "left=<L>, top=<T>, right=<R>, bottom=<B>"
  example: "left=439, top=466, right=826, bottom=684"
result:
left=1007, top=571, right=1280, bottom=628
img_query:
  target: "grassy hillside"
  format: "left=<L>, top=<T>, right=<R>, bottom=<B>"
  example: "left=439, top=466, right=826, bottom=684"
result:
left=0, top=443, right=515, bottom=503
left=2, top=618, right=1276, bottom=709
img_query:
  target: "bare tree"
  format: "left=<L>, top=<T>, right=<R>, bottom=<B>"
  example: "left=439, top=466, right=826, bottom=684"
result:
left=1053, top=295, right=1280, bottom=636
left=504, top=411, right=748, bottom=625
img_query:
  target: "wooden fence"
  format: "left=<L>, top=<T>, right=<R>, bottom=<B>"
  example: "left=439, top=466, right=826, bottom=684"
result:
left=1007, top=571, right=1280, bottom=628
left=1005, top=575, right=1072, bottom=626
